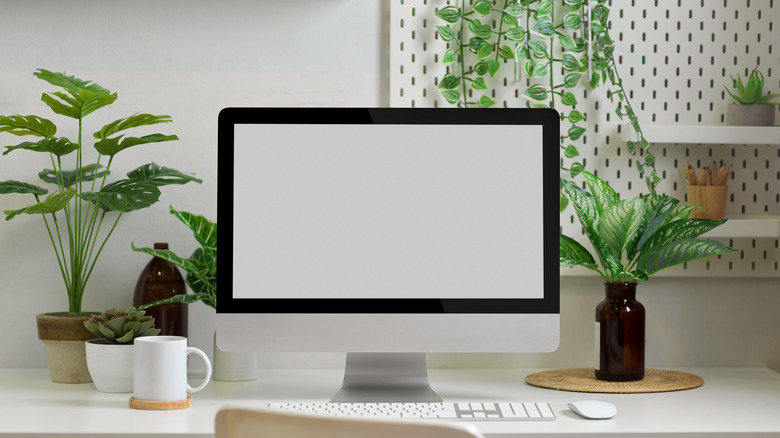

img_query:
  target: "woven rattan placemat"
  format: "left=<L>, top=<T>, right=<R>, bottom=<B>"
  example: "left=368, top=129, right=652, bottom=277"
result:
left=525, top=368, right=703, bottom=394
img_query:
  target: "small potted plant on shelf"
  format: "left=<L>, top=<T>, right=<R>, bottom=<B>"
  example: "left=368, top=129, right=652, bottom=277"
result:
left=559, top=171, right=734, bottom=382
left=0, top=69, right=202, bottom=383
left=83, top=307, right=160, bottom=393
left=724, top=68, right=779, bottom=126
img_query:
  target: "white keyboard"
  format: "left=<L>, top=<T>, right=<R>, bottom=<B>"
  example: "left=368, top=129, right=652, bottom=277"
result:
left=267, top=402, right=556, bottom=421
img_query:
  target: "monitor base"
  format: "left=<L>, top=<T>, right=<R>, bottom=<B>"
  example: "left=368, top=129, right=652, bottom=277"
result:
left=331, top=352, right=442, bottom=403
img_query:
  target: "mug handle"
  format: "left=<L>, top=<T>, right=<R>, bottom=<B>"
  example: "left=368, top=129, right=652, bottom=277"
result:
left=186, top=347, right=213, bottom=394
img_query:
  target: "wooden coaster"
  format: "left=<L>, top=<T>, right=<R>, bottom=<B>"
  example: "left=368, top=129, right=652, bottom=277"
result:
left=129, top=396, right=193, bottom=410
left=525, top=368, right=703, bottom=394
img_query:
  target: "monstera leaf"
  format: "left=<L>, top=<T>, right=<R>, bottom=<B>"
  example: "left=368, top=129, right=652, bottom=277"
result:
left=80, top=180, right=160, bottom=212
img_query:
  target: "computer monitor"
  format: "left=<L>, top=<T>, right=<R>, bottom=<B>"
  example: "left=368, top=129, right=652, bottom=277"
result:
left=217, top=107, right=559, bottom=402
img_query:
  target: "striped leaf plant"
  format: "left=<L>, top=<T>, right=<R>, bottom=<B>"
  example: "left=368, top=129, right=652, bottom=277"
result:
left=560, top=171, right=734, bottom=284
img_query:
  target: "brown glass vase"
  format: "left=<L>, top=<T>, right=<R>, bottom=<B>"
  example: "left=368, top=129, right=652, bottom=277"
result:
left=133, top=242, right=188, bottom=337
left=595, top=282, right=645, bottom=382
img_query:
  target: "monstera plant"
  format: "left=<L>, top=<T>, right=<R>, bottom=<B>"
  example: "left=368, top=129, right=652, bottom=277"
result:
left=0, top=69, right=202, bottom=314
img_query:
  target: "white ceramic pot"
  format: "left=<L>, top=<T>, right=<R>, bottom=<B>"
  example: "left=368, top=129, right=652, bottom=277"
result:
left=84, top=339, right=134, bottom=393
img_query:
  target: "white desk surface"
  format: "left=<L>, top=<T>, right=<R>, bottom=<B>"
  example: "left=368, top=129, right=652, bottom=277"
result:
left=1, top=367, right=780, bottom=437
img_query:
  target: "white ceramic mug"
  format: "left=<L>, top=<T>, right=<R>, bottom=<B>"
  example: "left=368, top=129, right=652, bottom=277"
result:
left=133, top=336, right=212, bottom=401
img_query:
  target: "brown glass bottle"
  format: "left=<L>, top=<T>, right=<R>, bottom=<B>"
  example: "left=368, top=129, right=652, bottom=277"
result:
left=133, top=243, right=188, bottom=337
left=595, top=282, right=645, bottom=382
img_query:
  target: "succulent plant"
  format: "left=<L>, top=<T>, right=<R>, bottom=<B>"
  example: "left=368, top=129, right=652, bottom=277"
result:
left=83, top=307, right=160, bottom=344
left=724, top=68, right=780, bottom=105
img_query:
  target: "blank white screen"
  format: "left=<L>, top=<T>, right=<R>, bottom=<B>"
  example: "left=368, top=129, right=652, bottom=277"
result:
left=233, top=124, right=543, bottom=299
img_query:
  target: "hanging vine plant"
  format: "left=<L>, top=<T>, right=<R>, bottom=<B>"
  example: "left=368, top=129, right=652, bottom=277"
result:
left=434, top=0, right=658, bottom=205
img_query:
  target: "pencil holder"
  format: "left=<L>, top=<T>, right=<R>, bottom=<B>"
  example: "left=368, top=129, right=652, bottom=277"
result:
left=686, top=185, right=728, bottom=220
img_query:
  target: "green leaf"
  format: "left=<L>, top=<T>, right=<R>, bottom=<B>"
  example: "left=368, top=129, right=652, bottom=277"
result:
left=474, top=60, right=489, bottom=76
left=93, top=114, right=173, bottom=140
left=598, top=198, right=646, bottom=260
left=3, top=137, right=78, bottom=157
left=503, top=13, right=518, bottom=26
left=471, top=77, right=488, bottom=90
left=640, top=238, right=734, bottom=275
left=438, top=73, right=460, bottom=90
left=4, top=187, right=76, bottom=220
left=561, top=92, right=578, bottom=106
left=505, top=27, right=527, bottom=42
left=435, top=6, right=460, bottom=23
left=528, top=41, right=548, bottom=59
left=34, top=69, right=109, bottom=93
left=477, top=95, right=496, bottom=108
left=441, top=90, right=461, bottom=104
left=563, top=144, right=579, bottom=158
left=38, top=164, right=108, bottom=188
left=80, top=180, right=161, bottom=212
left=532, top=19, right=554, bottom=37
left=560, top=179, right=598, bottom=241
left=568, top=125, right=586, bottom=140
left=487, top=59, right=500, bottom=77
left=498, top=45, right=515, bottom=60
left=639, top=218, right=728, bottom=260
left=562, top=53, right=583, bottom=71
left=536, top=0, right=553, bottom=17
left=477, top=43, right=493, bottom=60
left=127, top=163, right=203, bottom=187
left=40, top=89, right=117, bottom=120
left=171, top=206, right=217, bottom=275
left=94, top=133, right=179, bottom=156
left=0, top=180, right=48, bottom=195
left=557, top=32, right=577, bottom=50
left=514, top=46, right=529, bottom=63
left=0, top=115, right=57, bottom=137
left=564, top=12, right=581, bottom=29
left=564, top=72, right=583, bottom=88
left=567, top=110, right=585, bottom=123
left=523, top=84, right=548, bottom=102
left=560, top=234, right=597, bottom=269
left=529, top=62, right=548, bottom=78
left=469, top=20, right=492, bottom=39
left=442, top=49, right=458, bottom=65
left=581, top=170, right=619, bottom=215
left=436, top=25, right=455, bottom=41
left=503, top=3, right=524, bottom=18
left=474, top=0, right=492, bottom=15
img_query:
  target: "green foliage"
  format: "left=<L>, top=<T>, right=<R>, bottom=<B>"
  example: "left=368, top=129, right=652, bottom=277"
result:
left=132, top=206, right=216, bottom=310
left=0, top=69, right=202, bottom=313
left=433, top=1, right=658, bottom=195
left=560, top=171, right=734, bottom=283
left=724, top=68, right=780, bottom=105
left=84, top=307, right=160, bottom=344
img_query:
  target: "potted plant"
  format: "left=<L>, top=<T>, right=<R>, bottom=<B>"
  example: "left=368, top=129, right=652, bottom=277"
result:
left=724, top=68, right=779, bottom=126
left=559, top=171, right=734, bottom=381
left=132, top=206, right=252, bottom=381
left=0, top=69, right=201, bottom=382
left=83, top=307, right=160, bottom=393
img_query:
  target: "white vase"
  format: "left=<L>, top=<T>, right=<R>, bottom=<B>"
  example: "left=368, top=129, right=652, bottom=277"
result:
left=213, top=332, right=257, bottom=381
left=84, top=339, right=134, bottom=393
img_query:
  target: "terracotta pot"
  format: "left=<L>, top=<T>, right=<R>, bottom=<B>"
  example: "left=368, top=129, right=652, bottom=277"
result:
left=36, top=312, right=99, bottom=383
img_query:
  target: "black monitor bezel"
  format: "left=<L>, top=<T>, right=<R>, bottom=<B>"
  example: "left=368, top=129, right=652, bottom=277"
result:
left=217, top=108, right=559, bottom=314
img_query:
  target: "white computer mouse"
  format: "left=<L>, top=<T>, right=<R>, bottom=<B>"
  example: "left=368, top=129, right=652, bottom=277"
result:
left=567, top=399, right=617, bottom=419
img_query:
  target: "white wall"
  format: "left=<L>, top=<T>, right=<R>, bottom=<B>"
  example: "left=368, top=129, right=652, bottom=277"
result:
left=1, top=1, right=778, bottom=374
left=0, top=0, right=387, bottom=367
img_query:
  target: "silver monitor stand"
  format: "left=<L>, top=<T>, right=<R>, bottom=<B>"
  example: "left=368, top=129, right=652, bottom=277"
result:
left=331, top=352, right=442, bottom=403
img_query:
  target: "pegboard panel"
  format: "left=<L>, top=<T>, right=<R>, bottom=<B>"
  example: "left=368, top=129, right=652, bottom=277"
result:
left=390, top=0, right=780, bottom=277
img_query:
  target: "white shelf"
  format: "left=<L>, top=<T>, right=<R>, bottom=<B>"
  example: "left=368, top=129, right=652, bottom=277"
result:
left=622, top=124, right=780, bottom=144
left=702, top=214, right=780, bottom=238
